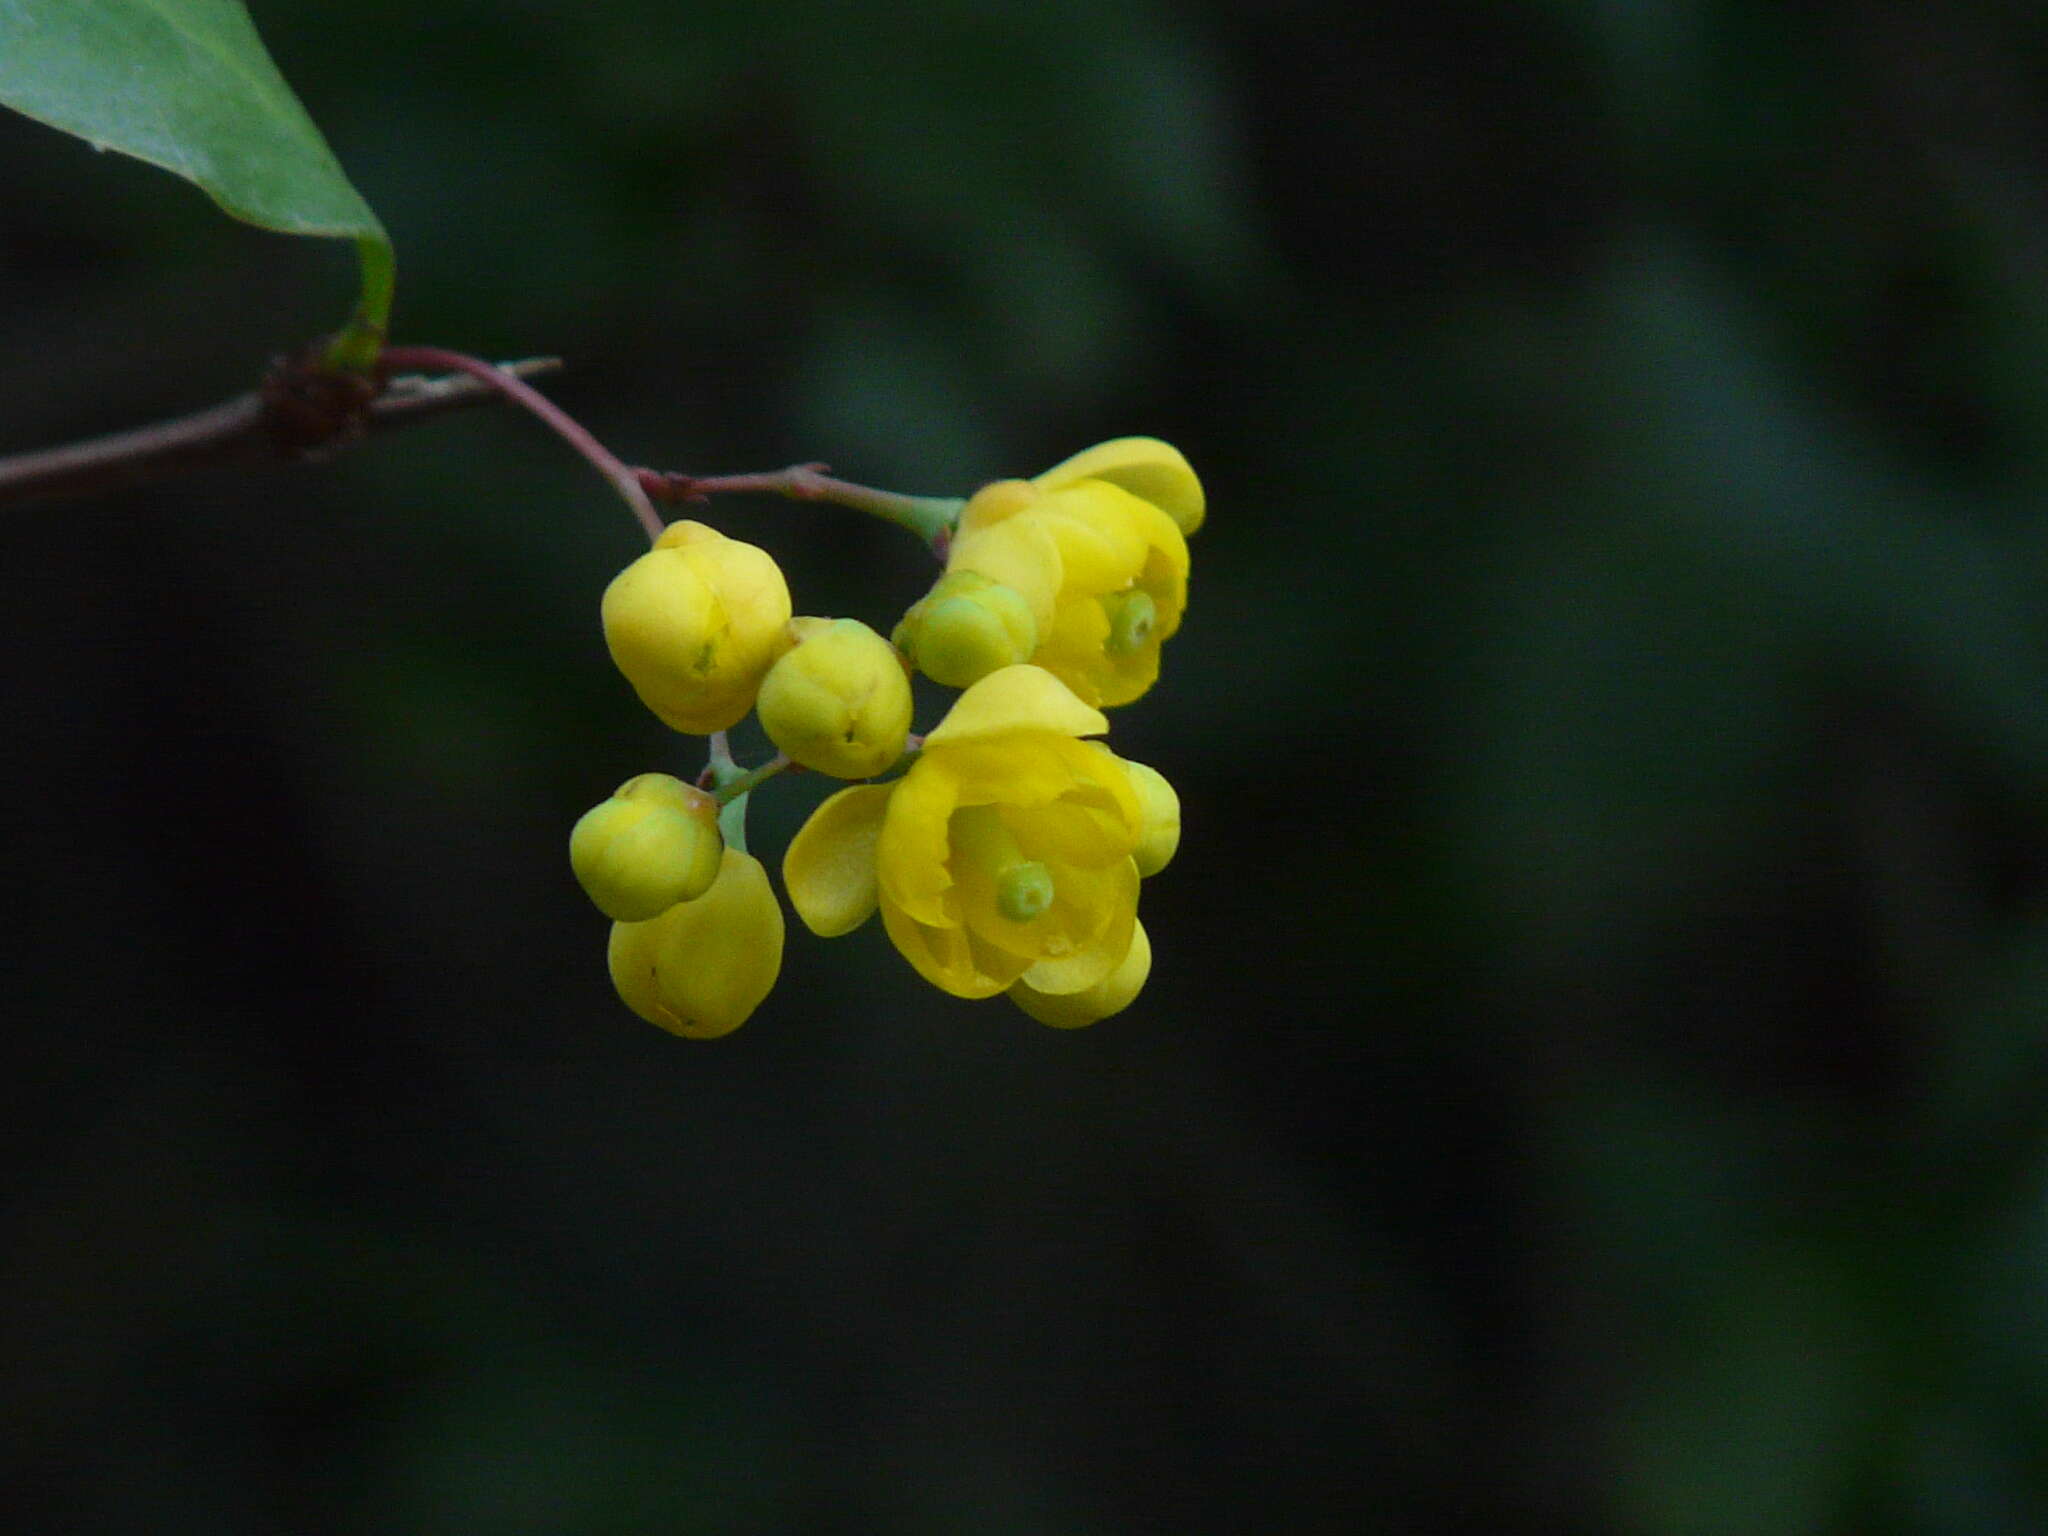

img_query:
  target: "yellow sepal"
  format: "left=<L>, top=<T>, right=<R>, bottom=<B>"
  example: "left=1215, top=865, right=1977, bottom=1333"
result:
left=923, top=664, right=1107, bottom=746
left=783, top=783, right=892, bottom=937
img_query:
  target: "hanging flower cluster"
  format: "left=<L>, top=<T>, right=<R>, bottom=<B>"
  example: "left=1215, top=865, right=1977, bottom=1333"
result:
left=569, top=437, right=1200, bottom=1037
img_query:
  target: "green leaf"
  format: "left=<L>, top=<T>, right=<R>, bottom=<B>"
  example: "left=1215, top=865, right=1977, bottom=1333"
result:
left=0, top=0, right=392, bottom=365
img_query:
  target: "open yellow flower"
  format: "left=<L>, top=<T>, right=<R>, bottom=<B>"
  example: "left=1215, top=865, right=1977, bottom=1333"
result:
left=933, top=448, right=1192, bottom=708
left=784, top=665, right=1144, bottom=1000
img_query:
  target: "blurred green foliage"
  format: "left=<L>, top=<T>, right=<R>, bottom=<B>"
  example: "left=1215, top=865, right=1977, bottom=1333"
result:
left=7, top=1, right=2048, bottom=1531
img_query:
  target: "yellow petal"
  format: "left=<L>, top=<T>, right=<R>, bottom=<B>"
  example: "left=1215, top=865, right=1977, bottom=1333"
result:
left=875, top=754, right=962, bottom=926
left=1007, top=739, right=1142, bottom=864
left=1091, top=636, right=1164, bottom=709
left=879, top=892, right=1023, bottom=999
left=1033, top=484, right=1149, bottom=596
left=925, top=665, right=1107, bottom=746
left=1030, top=438, right=1204, bottom=536
left=1126, top=498, right=1191, bottom=634
left=1009, top=795, right=1139, bottom=869
left=929, top=736, right=1101, bottom=814
left=1010, top=920, right=1152, bottom=1028
left=783, top=783, right=893, bottom=937
left=1018, top=857, right=1139, bottom=994
left=1032, top=597, right=1115, bottom=706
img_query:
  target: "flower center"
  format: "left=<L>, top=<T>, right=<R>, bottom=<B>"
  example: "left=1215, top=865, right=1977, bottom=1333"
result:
left=950, top=804, right=1056, bottom=923
left=996, top=862, right=1055, bottom=921
left=1102, top=589, right=1157, bottom=654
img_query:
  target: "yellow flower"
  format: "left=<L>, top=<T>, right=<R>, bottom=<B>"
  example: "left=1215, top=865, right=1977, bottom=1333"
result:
left=569, top=772, right=724, bottom=921
left=607, top=847, right=784, bottom=1038
left=783, top=665, right=1144, bottom=1001
left=933, top=443, right=1194, bottom=707
left=602, top=520, right=792, bottom=734
left=756, top=617, right=913, bottom=778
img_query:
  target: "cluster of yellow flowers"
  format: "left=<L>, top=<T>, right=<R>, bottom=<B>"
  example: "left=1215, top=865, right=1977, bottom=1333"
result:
left=570, top=438, right=1201, bottom=1037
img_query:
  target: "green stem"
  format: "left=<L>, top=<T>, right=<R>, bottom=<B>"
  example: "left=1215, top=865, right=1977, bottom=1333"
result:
left=323, top=236, right=396, bottom=374
left=703, top=734, right=791, bottom=853
left=813, top=484, right=963, bottom=546
left=717, top=793, right=749, bottom=854
left=713, top=753, right=791, bottom=808
left=645, top=464, right=964, bottom=551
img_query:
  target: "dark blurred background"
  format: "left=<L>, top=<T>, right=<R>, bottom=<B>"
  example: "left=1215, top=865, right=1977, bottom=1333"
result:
left=8, top=0, right=2048, bottom=1530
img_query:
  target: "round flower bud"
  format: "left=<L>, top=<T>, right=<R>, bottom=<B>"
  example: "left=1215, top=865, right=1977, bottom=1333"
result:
left=569, top=773, right=724, bottom=921
left=756, top=617, right=913, bottom=778
left=602, top=520, right=793, bottom=734
left=895, top=570, right=1038, bottom=689
left=1123, top=759, right=1181, bottom=877
left=1009, top=921, right=1152, bottom=1028
left=607, top=848, right=784, bottom=1039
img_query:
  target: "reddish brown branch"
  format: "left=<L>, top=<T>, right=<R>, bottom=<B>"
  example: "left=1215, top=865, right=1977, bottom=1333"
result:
left=0, top=353, right=563, bottom=507
left=378, top=346, right=661, bottom=541
left=636, top=462, right=961, bottom=552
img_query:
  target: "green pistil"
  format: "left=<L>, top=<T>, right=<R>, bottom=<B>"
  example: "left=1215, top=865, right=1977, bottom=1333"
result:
left=1102, top=589, right=1157, bottom=654
left=997, top=862, right=1055, bottom=921
left=953, top=805, right=1057, bottom=922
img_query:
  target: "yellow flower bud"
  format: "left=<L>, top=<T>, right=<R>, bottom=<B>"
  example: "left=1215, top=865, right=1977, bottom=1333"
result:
left=1122, top=759, right=1181, bottom=877
left=756, top=617, right=913, bottom=778
left=569, top=772, right=724, bottom=921
left=601, top=520, right=793, bottom=734
left=894, top=570, right=1038, bottom=689
left=1009, top=921, right=1152, bottom=1028
left=606, top=848, right=784, bottom=1039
